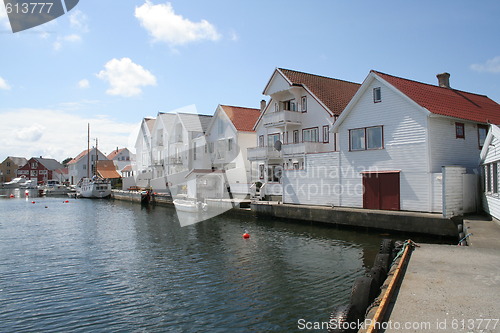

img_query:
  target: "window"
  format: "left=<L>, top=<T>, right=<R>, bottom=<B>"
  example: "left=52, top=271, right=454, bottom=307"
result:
left=478, top=124, right=488, bottom=149
left=283, top=99, right=296, bottom=111
left=301, top=96, right=307, bottom=112
left=323, top=125, right=329, bottom=143
left=486, top=164, right=492, bottom=192
left=274, top=102, right=279, bottom=112
left=456, top=122, right=465, bottom=139
left=349, top=126, right=384, bottom=151
left=6, top=170, right=10, bottom=175
left=259, top=164, right=265, bottom=180
left=267, top=165, right=281, bottom=183
left=258, top=135, right=264, bottom=147
left=350, top=128, right=365, bottom=151
left=31, top=162, right=38, bottom=169
left=373, top=87, right=381, bottom=103
left=39, top=170, right=47, bottom=175
left=228, top=138, right=234, bottom=152
left=493, top=163, right=498, bottom=194
left=268, top=133, right=280, bottom=147
left=6, top=162, right=10, bottom=167
left=302, top=127, right=319, bottom=142
left=293, top=130, right=299, bottom=144
left=218, top=118, right=224, bottom=135
left=208, top=142, right=214, bottom=154
left=366, top=126, right=383, bottom=149
left=30, top=170, right=37, bottom=177
left=193, top=142, right=197, bottom=160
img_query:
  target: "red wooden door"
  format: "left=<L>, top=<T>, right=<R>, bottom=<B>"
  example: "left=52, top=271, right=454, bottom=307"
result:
left=363, top=172, right=400, bottom=211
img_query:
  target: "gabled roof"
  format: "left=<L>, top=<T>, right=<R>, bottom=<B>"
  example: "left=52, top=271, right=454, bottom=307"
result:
left=272, top=68, right=361, bottom=116
left=96, top=160, right=121, bottom=179
left=220, top=105, right=260, bottom=132
left=32, top=157, right=64, bottom=171
left=67, top=148, right=107, bottom=165
left=480, top=124, right=500, bottom=161
left=373, top=70, right=500, bottom=124
left=145, top=118, right=156, bottom=132
left=4, top=156, right=28, bottom=167
left=107, top=148, right=127, bottom=160
left=177, top=113, right=213, bottom=133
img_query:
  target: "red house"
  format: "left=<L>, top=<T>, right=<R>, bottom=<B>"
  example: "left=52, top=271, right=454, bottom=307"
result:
left=17, top=157, right=65, bottom=184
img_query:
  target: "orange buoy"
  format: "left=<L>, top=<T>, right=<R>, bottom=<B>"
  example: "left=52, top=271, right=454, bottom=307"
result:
left=242, top=230, right=250, bottom=239
left=64, top=200, right=69, bottom=203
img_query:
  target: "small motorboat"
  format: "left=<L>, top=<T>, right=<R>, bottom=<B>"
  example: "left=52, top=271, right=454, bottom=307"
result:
left=173, top=199, right=207, bottom=213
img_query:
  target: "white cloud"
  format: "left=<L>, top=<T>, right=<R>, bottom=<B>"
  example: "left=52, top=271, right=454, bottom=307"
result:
left=78, top=79, right=90, bottom=89
left=97, top=57, right=157, bottom=97
left=0, top=4, right=9, bottom=30
left=135, top=1, right=221, bottom=46
left=0, top=108, right=138, bottom=161
left=69, top=10, right=89, bottom=32
left=0, top=76, right=11, bottom=90
left=470, top=56, right=500, bottom=74
left=53, top=34, right=82, bottom=50
left=16, top=125, right=45, bottom=142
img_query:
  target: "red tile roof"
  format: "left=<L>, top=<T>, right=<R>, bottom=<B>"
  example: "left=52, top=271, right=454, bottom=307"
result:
left=278, top=68, right=361, bottom=116
left=220, top=105, right=261, bottom=132
left=374, top=70, right=500, bottom=124
left=107, top=148, right=126, bottom=160
left=67, top=149, right=90, bottom=165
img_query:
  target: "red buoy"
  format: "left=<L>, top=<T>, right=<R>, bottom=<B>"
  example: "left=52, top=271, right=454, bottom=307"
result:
left=242, top=233, right=250, bottom=239
left=9, top=194, right=15, bottom=198
left=31, top=201, right=36, bottom=204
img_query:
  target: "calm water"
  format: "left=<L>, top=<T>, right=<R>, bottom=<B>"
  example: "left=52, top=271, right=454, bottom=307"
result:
left=1, top=189, right=401, bottom=332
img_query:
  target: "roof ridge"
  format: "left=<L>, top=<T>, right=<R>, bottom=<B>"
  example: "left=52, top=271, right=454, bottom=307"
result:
left=372, top=70, right=489, bottom=98
left=220, top=104, right=260, bottom=111
left=278, top=67, right=360, bottom=86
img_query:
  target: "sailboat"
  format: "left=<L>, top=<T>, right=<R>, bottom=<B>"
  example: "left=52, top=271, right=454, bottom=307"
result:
left=76, top=125, right=112, bottom=199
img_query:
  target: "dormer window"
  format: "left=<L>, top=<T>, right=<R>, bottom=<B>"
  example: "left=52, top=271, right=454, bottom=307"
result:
left=373, top=87, right=381, bottom=103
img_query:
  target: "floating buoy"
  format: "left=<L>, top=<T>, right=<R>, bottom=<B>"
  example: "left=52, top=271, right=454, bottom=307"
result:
left=9, top=194, right=15, bottom=198
left=25, top=190, right=29, bottom=196
left=64, top=200, right=69, bottom=203
left=45, top=206, right=48, bottom=209
left=242, top=230, right=250, bottom=239
left=31, top=201, right=36, bottom=204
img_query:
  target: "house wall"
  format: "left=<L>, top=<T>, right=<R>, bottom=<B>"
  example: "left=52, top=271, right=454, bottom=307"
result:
left=442, top=166, right=466, bottom=218
left=336, top=78, right=432, bottom=212
left=283, top=152, right=340, bottom=205
left=68, top=149, right=109, bottom=185
left=429, top=117, right=483, bottom=173
left=482, top=134, right=500, bottom=219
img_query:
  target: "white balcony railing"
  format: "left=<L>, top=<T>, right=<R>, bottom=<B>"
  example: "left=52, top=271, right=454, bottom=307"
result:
left=282, top=142, right=331, bottom=155
left=247, top=146, right=281, bottom=160
left=262, top=110, right=302, bottom=127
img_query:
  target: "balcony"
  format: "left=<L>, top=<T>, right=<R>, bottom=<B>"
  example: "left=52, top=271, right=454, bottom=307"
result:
left=247, top=146, right=281, bottom=161
left=262, top=110, right=302, bottom=128
left=168, top=156, right=183, bottom=165
left=282, top=142, right=332, bottom=156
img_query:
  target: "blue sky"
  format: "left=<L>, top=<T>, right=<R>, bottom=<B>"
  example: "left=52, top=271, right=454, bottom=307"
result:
left=1, top=0, right=499, bottom=162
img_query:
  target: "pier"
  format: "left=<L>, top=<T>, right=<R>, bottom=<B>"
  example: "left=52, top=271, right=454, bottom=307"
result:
left=382, top=215, right=500, bottom=333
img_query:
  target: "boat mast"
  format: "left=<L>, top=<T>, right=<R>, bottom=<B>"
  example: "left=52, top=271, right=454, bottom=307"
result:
left=87, top=123, right=90, bottom=179
left=95, top=138, right=98, bottom=177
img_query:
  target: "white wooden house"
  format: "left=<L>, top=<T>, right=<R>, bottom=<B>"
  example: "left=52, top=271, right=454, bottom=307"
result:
left=187, top=104, right=260, bottom=202
left=166, top=113, right=212, bottom=196
left=480, top=124, right=500, bottom=221
left=67, top=148, right=109, bottom=185
left=148, top=112, right=177, bottom=190
left=248, top=68, right=360, bottom=200
left=323, top=71, right=500, bottom=217
left=107, top=148, right=134, bottom=175
left=133, top=117, right=156, bottom=182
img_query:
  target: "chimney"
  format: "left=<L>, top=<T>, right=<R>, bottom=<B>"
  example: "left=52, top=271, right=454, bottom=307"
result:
left=437, top=72, right=450, bottom=88
left=260, top=99, right=267, bottom=112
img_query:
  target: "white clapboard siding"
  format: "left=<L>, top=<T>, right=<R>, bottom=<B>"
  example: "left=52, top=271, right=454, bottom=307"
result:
left=482, top=129, right=500, bottom=220
left=442, top=166, right=466, bottom=218
left=336, top=78, right=431, bottom=211
left=283, top=152, right=340, bottom=205
left=429, top=117, right=482, bottom=173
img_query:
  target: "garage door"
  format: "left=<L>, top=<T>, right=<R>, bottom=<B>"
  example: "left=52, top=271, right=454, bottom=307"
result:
left=362, top=172, right=400, bottom=211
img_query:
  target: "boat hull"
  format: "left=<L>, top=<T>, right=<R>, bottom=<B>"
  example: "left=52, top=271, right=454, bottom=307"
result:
left=76, top=178, right=112, bottom=199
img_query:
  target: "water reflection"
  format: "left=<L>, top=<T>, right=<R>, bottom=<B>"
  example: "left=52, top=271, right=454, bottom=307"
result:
left=0, top=194, right=434, bottom=332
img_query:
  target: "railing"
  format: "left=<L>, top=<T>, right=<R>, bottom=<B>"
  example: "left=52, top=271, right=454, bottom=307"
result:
left=168, top=156, right=182, bottom=165
left=282, top=142, right=331, bottom=155
left=247, top=146, right=281, bottom=160
left=262, top=109, right=302, bottom=127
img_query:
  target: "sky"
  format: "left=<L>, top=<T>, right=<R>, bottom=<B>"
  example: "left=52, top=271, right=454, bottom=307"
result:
left=1, top=0, right=500, bottom=163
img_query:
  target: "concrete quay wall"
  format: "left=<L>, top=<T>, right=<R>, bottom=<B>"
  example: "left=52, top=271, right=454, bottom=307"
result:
left=251, top=202, right=458, bottom=237
left=112, top=190, right=173, bottom=206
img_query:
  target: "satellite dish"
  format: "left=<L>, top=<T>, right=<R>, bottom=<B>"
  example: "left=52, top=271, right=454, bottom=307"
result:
left=274, top=140, right=282, bottom=151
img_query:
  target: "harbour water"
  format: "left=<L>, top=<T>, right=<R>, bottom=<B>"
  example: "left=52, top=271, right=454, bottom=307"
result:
left=0, top=190, right=413, bottom=332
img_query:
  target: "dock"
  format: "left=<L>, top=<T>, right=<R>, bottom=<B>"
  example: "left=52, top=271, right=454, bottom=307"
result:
left=383, top=215, right=500, bottom=333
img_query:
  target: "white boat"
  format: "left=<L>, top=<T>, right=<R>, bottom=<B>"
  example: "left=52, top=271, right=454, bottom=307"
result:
left=2, top=177, right=27, bottom=189
left=76, top=177, right=111, bottom=199
left=173, top=199, right=207, bottom=212
left=20, top=179, right=38, bottom=189
left=39, top=180, right=71, bottom=195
